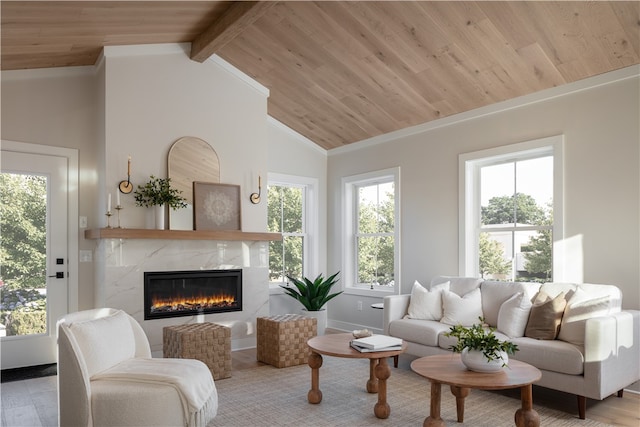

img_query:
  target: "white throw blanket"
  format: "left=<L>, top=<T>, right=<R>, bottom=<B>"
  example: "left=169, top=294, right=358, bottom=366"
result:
left=93, top=358, right=217, bottom=426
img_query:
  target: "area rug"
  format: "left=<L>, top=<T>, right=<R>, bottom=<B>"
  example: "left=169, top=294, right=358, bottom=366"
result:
left=208, top=357, right=611, bottom=427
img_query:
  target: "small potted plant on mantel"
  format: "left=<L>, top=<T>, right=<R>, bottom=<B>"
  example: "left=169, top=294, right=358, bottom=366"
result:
left=134, top=175, right=187, bottom=230
left=281, top=272, right=341, bottom=336
left=444, top=317, right=519, bottom=373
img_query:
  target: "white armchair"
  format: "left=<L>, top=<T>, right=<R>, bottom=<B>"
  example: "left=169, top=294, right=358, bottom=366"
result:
left=57, top=308, right=218, bottom=427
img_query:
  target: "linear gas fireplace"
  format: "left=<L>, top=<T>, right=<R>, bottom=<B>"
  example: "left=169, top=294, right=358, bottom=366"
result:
left=144, top=269, right=242, bottom=320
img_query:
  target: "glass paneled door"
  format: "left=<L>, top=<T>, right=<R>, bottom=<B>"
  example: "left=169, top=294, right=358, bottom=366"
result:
left=1, top=150, right=69, bottom=369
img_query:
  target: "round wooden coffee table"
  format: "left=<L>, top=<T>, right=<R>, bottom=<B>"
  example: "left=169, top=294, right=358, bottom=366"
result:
left=411, top=354, right=542, bottom=427
left=307, top=333, right=406, bottom=419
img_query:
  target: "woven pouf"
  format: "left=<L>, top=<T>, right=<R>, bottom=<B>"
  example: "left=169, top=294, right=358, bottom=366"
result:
left=256, top=314, right=317, bottom=368
left=163, top=322, right=231, bottom=380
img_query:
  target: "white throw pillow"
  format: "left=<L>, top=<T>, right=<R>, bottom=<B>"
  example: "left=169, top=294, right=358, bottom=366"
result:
left=497, top=292, right=532, bottom=338
left=407, top=280, right=450, bottom=320
left=440, top=288, right=483, bottom=326
left=557, top=287, right=610, bottom=346
left=69, top=309, right=136, bottom=377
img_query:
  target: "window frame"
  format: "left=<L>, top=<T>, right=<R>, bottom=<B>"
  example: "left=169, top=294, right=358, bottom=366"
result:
left=459, top=136, right=564, bottom=280
left=267, top=173, right=318, bottom=291
left=342, top=167, right=401, bottom=297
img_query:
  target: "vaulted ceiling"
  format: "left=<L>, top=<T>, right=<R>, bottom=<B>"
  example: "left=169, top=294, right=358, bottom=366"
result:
left=2, top=1, right=639, bottom=150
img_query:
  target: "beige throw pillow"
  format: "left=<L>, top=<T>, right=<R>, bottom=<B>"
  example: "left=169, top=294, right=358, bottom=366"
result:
left=524, top=291, right=567, bottom=340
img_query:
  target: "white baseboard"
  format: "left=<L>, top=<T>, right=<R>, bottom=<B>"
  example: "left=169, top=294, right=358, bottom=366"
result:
left=328, top=319, right=383, bottom=335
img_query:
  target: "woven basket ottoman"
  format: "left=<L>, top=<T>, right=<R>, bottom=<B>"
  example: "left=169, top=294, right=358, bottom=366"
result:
left=256, top=314, right=317, bottom=368
left=163, top=322, right=231, bottom=380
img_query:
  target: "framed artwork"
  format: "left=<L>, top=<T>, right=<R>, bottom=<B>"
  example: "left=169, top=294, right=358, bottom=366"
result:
left=193, top=182, right=242, bottom=231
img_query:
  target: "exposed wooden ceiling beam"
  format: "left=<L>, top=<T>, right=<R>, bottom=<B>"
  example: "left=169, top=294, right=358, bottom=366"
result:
left=190, top=1, right=276, bottom=63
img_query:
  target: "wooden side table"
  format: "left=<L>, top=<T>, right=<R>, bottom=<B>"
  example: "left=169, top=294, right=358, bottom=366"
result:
left=307, top=333, right=406, bottom=419
left=411, top=354, right=541, bottom=427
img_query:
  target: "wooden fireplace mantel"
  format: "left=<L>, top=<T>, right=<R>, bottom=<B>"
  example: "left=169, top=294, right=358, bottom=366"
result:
left=84, top=228, right=282, bottom=241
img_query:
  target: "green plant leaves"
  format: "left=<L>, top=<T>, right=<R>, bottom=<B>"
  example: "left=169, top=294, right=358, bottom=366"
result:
left=281, top=272, right=342, bottom=311
left=133, top=175, right=187, bottom=210
left=444, top=316, right=519, bottom=364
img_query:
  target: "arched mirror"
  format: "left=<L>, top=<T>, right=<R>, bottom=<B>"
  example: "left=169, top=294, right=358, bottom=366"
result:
left=168, top=136, right=220, bottom=230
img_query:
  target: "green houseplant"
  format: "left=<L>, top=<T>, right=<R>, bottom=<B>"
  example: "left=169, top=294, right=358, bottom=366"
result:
left=444, top=317, right=518, bottom=371
left=134, top=175, right=187, bottom=229
left=133, top=175, right=187, bottom=209
left=281, top=272, right=341, bottom=336
left=281, top=272, right=342, bottom=311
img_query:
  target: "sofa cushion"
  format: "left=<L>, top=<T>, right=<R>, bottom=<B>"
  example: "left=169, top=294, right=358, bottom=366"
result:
left=388, top=318, right=450, bottom=347
left=524, top=291, right=567, bottom=340
left=431, top=276, right=482, bottom=297
left=512, top=337, right=584, bottom=375
left=440, top=288, right=483, bottom=326
left=68, top=309, right=136, bottom=377
left=557, top=287, right=610, bottom=347
left=406, top=280, right=449, bottom=320
left=497, top=292, right=532, bottom=338
left=481, top=281, right=527, bottom=326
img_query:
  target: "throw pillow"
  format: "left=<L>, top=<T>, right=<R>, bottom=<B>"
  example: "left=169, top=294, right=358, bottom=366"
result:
left=69, top=310, right=136, bottom=376
left=557, top=287, right=610, bottom=347
left=440, top=288, right=483, bottom=326
left=407, top=280, right=450, bottom=320
left=497, top=292, right=532, bottom=338
left=524, top=291, right=567, bottom=340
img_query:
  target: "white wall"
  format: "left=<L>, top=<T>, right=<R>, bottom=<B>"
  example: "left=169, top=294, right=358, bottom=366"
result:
left=327, top=66, right=640, bottom=332
left=1, top=67, right=100, bottom=310
left=101, top=45, right=269, bottom=232
left=266, top=117, right=330, bottom=315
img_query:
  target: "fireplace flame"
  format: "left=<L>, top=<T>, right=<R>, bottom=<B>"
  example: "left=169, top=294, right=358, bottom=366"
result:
left=151, top=293, right=238, bottom=312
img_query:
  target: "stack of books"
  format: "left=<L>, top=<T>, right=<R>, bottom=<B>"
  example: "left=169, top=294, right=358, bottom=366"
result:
left=350, top=335, right=403, bottom=353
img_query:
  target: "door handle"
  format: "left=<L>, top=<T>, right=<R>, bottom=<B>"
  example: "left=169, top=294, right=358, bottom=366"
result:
left=48, top=272, right=65, bottom=279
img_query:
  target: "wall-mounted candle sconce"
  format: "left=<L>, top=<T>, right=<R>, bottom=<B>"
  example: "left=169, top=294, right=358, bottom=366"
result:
left=118, top=156, right=133, bottom=194
left=250, top=175, right=262, bottom=204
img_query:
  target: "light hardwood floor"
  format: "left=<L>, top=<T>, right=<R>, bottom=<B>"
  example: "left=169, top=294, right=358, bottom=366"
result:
left=2, top=347, right=639, bottom=427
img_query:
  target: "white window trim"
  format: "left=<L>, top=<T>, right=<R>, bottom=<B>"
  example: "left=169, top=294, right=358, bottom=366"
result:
left=459, top=135, right=564, bottom=280
left=342, top=167, right=401, bottom=297
left=268, top=173, right=318, bottom=293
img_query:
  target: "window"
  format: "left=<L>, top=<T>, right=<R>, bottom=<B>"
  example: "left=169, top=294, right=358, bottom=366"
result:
left=460, top=136, right=563, bottom=282
left=267, top=174, right=317, bottom=286
left=343, top=168, right=400, bottom=295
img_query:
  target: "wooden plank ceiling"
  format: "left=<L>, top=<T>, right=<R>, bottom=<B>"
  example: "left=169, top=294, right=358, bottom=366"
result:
left=2, top=1, right=639, bottom=150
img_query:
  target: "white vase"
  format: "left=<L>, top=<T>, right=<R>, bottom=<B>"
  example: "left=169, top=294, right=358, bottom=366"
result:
left=301, top=308, right=326, bottom=336
left=460, top=347, right=507, bottom=373
left=154, top=205, right=166, bottom=230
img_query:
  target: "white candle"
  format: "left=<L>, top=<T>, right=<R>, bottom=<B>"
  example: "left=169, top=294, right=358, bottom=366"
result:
left=108, top=193, right=112, bottom=212
left=116, top=191, right=121, bottom=207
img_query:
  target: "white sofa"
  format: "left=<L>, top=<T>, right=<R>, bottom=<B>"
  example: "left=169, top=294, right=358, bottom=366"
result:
left=383, top=276, right=640, bottom=419
left=58, top=308, right=218, bottom=427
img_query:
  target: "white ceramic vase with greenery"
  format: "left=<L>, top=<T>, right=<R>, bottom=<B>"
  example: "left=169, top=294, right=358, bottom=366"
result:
left=444, top=317, right=519, bottom=373
left=133, top=175, right=187, bottom=229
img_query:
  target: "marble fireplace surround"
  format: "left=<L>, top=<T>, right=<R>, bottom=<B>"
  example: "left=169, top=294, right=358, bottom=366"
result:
left=93, top=237, right=271, bottom=355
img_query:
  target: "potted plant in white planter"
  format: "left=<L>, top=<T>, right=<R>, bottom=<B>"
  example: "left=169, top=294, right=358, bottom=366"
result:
left=281, top=272, right=341, bottom=335
left=444, top=317, right=519, bottom=372
left=134, top=175, right=187, bottom=229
